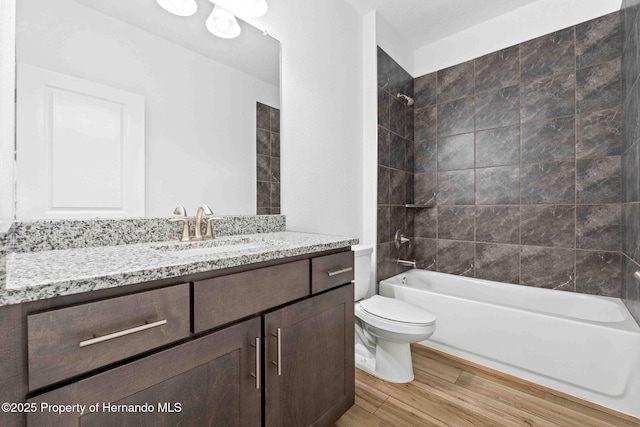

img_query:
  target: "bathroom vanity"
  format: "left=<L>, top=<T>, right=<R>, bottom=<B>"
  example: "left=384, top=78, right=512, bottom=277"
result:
left=0, top=218, right=357, bottom=426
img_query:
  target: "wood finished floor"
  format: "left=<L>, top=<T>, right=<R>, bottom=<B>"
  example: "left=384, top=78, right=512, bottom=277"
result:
left=335, top=344, right=640, bottom=427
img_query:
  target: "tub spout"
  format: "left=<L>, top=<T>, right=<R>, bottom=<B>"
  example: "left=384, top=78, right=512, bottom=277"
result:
left=397, top=259, right=416, bottom=268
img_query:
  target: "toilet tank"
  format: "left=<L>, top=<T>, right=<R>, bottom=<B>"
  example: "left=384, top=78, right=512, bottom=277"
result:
left=352, top=245, right=373, bottom=301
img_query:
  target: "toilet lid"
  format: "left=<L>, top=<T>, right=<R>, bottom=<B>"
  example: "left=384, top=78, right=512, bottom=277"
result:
left=360, top=295, right=436, bottom=325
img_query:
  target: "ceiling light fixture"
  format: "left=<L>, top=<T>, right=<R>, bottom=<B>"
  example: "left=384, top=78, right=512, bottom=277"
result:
left=207, top=0, right=268, bottom=19
left=155, top=0, right=198, bottom=17
left=205, top=5, right=241, bottom=39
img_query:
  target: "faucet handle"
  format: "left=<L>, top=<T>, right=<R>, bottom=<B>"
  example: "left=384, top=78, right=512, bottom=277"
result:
left=169, top=218, right=190, bottom=242
left=173, top=205, right=187, bottom=216
left=204, top=217, right=223, bottom=240
left=200, top=204, right=213, bottom=215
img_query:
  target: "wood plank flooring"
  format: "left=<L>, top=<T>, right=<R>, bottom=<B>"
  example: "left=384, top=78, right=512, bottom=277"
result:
left=335, top=344, right=640, bottom=427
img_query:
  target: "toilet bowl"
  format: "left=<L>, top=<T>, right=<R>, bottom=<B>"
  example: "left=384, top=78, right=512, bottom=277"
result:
left=352, top=245, right=436, bottom=383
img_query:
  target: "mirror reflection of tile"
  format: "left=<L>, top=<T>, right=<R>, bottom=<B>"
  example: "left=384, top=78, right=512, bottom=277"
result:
left=256, top=102, right=281, bottom=215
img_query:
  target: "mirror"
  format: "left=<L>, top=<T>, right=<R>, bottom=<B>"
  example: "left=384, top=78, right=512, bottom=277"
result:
left=14, top=0, right=280, bottom=218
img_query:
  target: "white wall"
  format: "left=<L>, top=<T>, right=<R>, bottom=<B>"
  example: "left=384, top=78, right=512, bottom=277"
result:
left=376, top=14, right=413, bottom=76
left=246, top=0, right=365, bottom=239
left=16, top=0, right=279, bottom=217
left=413, top=0, right=623, bottom=76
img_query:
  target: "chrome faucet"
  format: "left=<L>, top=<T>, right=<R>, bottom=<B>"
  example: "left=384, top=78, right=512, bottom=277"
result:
left=169, top=205, right=190, bottom=242
left=192, top=204, right=213, bottom=241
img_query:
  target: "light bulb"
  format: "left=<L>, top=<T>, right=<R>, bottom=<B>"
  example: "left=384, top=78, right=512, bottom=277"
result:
left=245, top=0, right=268, bottom=18
left=205, top=6, right=241, bottom=39
left=156, top=0, right=197, bottom=16
left=206, top=0, right=268, bottom=19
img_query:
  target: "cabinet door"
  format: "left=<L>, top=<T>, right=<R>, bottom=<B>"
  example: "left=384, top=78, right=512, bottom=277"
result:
left=264, top=284, right=355, bottom=427
left=28, top=317, right=261, bottom=427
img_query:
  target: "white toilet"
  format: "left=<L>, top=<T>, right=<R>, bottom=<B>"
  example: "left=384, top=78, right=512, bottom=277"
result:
left=352, top=245, right=436, bottom=383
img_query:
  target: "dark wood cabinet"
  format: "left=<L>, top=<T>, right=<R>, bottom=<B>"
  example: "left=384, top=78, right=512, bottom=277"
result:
left=28, top=317, right=262, bottom=427
left=264, top=284, right=355, bottom=427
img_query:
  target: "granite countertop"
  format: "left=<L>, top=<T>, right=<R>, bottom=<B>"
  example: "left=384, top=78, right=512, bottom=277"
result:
left=1, top=231, right=358, bottom=307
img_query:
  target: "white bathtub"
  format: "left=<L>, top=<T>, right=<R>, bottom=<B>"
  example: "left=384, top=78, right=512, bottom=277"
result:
left=379, top=269, right=640, bottom=418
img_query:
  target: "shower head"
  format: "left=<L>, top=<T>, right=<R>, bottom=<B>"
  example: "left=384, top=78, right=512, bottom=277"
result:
left=396, top=93, right=414, bottom=106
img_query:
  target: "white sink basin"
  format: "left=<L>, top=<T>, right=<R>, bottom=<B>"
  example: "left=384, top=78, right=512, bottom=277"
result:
left=152, top=237, right=272, bottom=257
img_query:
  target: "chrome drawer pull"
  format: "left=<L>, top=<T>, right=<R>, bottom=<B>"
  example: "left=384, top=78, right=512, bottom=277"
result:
left=250, top=337, right=260, bottom=389
left=79, top=319, right=167, bottom=348
left=327, top=267, right=353, bottom=277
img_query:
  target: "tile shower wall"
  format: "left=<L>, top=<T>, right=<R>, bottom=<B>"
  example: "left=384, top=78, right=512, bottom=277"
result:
left=622, top=0, right=640, bottom=324
left=377, top=48, right=415, bottom=281
left=256, top=102, right=280, bottom=215
left=408, top=12, right=624, bottom=296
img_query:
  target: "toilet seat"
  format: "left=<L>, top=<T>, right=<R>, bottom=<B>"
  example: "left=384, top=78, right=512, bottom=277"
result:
left=360, top=295, right=436, bottom=325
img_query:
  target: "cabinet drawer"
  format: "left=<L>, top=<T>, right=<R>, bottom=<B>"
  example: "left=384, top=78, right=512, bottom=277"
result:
left=27, top=284, right=190, bottom=391
left=311, top=251, right=354, bottom=294
left=194, top=260, right=309, bottom=333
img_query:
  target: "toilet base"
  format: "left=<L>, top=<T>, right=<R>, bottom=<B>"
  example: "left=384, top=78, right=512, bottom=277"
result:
left=355, top=339, right=415, bottom=383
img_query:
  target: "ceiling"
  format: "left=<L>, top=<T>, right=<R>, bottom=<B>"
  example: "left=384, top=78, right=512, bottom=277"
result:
left=345, top=0, right=542, bottom=50
left=73, top=0, right=280, bottom=86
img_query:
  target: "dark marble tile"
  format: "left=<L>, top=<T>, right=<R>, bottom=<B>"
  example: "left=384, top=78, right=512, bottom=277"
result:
left=475, top=125, right=520, bottom=168
left=576, top=156, right=621, bottom=204
left=475, top=206, right=520, bottom=244
left=576, top=204, right=621, bottom=251
left=521, top=116, right=575, bottom=163
left=575, top=251, right=621, bottom=297
left=475, top=243, right=520, bottom=283
left=271, top=157, right=280, bottom=182
left=376, top=242, right=394, bottom=282
left=438, top=206, right=475, bottom=241
left=378, top=127, right=390, bottom=167
left=389, top=206, right=406, bottom=243
left=270, top=183, right=280, bottom=207
left=257, top=129, right=270, bottom=156
left=622, top=254, right=640, bottom=325
left=377, top=47, right=391, bottom=88
left=390, top=133, right=406, bottom=171
left=406, top=208, right=415, bottom=239
left=405, top=108, right=415, bottom=142
left=475, top=45, right=520, bottom=93
left=623, top=80, right=640, bottom=153
left=437, top=133, right=474, bottom=171
left=257, top=207, right=270, bottom=215
left=406, top=140, right=415, bottom=172
left=414, top=72, right=437, bottom=109
left=257, top=102, right=270, bottom=130
left=437, top=60, right=475, bottom=103
left=415, top=139, right=437, bottom=172
left=437, top=240, right=475, bottom=276
left=521, top=162, right=575, bottom=204
left=576, top=12, right=622, bottom=70
left=390, top=169, right=406, bottom=205
left=576, top=107, right=622, bottom=159
left=623, top=141, right=640, bottom=202
left=521, top=28, right=575, bottom=81
left=476, top=166, right=519, bottom=205
left=270, top=133, right=280, bottom=157
left=438, top=170, right=475, bottom=205
left=378, top=87, right=390, bottom=129
left=438, top=98, right=475, bottom=137
left=269, top=107, right=280, bottom=133
left=270, top=207, right=280, bottom=215
left=257, top=181, right=270, bottom=208
left=414, top=238, right=437, bottom=270
left=521, top=205, right=575, bottom=247
left=576, top=59, right=622, bottom=114
left=378, top=47, right=413, bottom=96
left=521, top=73, right=575, bottom=123
left=622, top=202, right=640, bottom=263
left=377, top=206, right=390, bottom=244
left=390, top=98, right=407, bottom=137
left=414, top=207, right=437, bottom=238
left=622, top=10, right=639, bottom=97
left=378, top=166, right=390, bottom=204
left=415, top=106, right=437, bottom=141
left=414, top=172, right=437, bottom=205
left=405, top=171, right=414, bottom=204
left=475, top=86, right=520, bottom=130
left=257, top=155, right=271, bottom=182
left=520, top=246, right=575, bottom=290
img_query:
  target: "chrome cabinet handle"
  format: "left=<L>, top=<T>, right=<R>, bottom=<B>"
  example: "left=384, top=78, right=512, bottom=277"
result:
left=79, top=320, right=167, bottom=348
left=250, top=337, right=260, bottom=389
left=327, top=267, right=353, bottom=277
left=271, top=328, right=282, bottom=376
